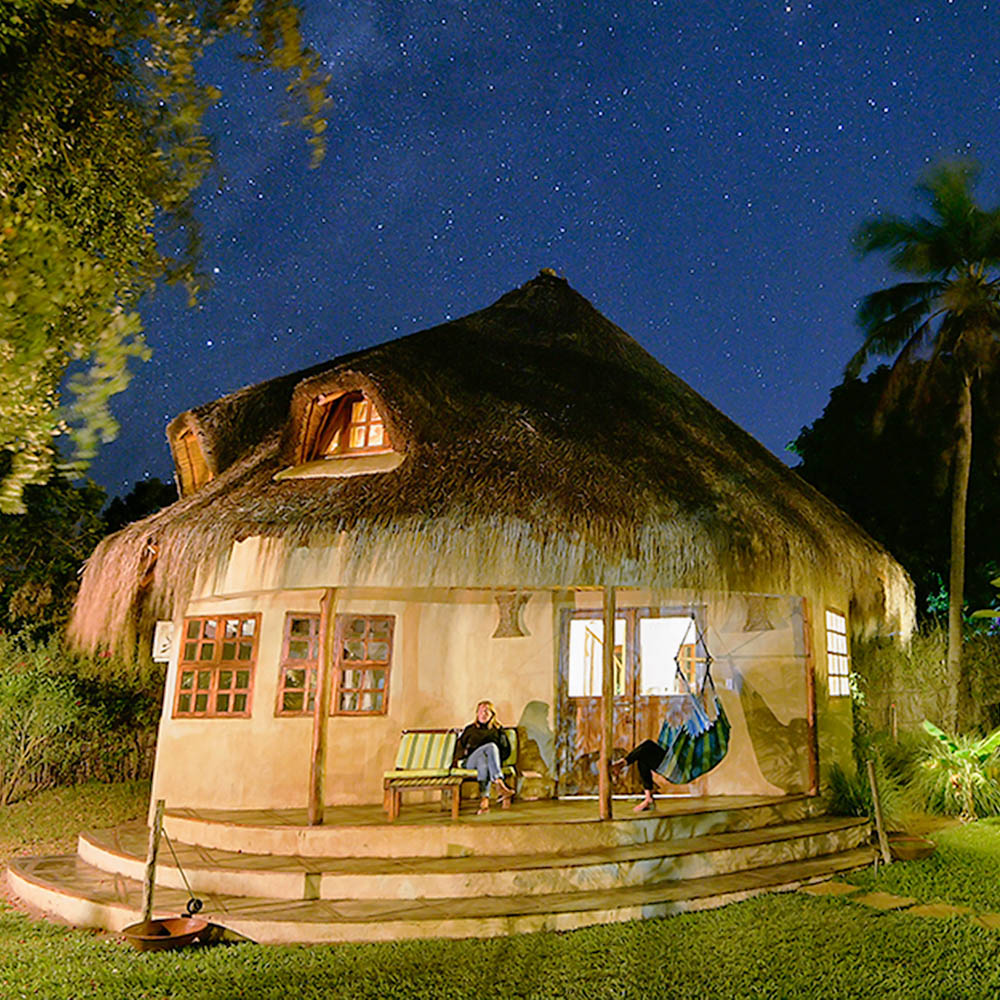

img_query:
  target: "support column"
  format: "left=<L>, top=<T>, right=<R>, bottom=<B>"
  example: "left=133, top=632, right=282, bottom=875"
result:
left=308, top=588, right=337, bottom=825
left=599, top=585, right=616, bottom=820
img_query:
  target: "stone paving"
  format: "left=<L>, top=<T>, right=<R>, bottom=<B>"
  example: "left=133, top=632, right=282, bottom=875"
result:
left=798, top=877, right=1000, bottom=928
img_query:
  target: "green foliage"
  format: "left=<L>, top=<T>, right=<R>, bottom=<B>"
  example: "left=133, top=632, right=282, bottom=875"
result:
left=0, top=633, right=160, bottom=804
left=0, top=638, right=81, bottom=805
left=913, top=721, right=1000, bottom=821
left=0, top=2, right=330, bottom=511
left=848, top=817, right=1000, bottom=913
left=0, top=469, right=107, bottom=637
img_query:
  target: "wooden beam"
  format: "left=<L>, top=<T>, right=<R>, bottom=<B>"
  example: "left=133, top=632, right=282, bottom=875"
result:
left=801, top=597, right=820, bottom=797
left=140, top=799, right=165, bottom=923
left=599, top=585, right=616, bottom=820
left=308, top=588, right=337, bottom=825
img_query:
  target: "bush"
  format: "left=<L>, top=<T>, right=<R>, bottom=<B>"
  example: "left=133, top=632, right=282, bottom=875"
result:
left=826, top=757, right=905, bottom=829
left=912, top=721, right=1000, bottom=821
left=0, top=633, right=160, bottom=803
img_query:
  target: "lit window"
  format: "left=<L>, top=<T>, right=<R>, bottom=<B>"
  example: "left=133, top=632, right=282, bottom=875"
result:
left=638, top=616, right=704, bottom=695
left=174, top=428, right=213, bottom=494
left=313, top=392, right=391, bottom=458
left=826, top=609, right=850, bottom=697
left=276, top=614, right=320, bottom=715
left=567, top=618, right=627, bottom=697
left=334, top=615, right=393, bottom=715
left=174, top=614, right=259, bottom=718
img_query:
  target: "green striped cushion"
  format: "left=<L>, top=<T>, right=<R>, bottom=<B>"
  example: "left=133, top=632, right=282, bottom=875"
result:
left=393, top=731, right=456, bottom=771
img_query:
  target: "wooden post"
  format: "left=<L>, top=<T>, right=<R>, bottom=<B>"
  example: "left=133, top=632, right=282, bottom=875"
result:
left=140, top=799, right=165, bottom=923
left=599, top=585, right=616, bottom=820
left=801, top=598, right=820, bottom=796
left=308, top=588, right=337, bottom=825
left=867, top=759, right=892, bottom=865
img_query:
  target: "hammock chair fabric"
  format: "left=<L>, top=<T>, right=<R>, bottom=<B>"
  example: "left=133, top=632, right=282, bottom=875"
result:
left=654, top=622, right=731, bottom=784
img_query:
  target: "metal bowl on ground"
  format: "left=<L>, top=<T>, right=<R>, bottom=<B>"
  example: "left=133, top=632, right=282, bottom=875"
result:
left=121, top=916, right=208, bottom=952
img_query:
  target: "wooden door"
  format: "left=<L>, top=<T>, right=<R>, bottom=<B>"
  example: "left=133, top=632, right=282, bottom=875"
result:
left=557, top=608, right=707, bottom=796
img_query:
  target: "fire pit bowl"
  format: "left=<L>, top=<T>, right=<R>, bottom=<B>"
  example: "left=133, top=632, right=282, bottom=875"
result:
left=887, top=832, right=937, bottom=861
left=121, top=916, right=208, bottom=952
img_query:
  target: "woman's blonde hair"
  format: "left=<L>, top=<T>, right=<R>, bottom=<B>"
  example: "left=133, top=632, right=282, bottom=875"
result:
left=476, top=699, right=499, bottom=727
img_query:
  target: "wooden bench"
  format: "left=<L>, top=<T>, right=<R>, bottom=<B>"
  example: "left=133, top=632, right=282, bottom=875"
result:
left=383, top=727, right=518, bottom=821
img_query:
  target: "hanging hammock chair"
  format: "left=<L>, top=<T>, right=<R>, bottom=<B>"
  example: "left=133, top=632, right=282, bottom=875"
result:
left=654, top=617, right=731, bottom=784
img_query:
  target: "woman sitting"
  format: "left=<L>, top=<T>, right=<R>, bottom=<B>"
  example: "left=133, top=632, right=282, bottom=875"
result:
left=455, top=700, right=516, bottom=814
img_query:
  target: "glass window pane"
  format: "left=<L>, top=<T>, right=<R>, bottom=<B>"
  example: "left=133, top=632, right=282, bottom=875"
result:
left=285, top=669, right=305, bottom=689
left=288, top=640, right=310, bottom=660
left=236, top=670, right=249, bottom=688
left=222, top=641, right=237, bottom=660
left=203, top=620, right=216, bottom=639
left=216, top=694, right=230, bottom=713
left=351, top=399, right=368, bottom=421
left=241, top=619, right=256, bottom=636
left=180, top=671, right=194, bottom=690
left=196, top=671, right=212, bottom=689
left=368, top=423, right=384, bottom=447
left=178, top=694, right=191, bottom=713
left=639, top=617, right=696, bottom=696
left=371, top=619, right=391, bottom=640
left=183, top=642, right=197, bottom=661
left=369, top=641, right=389, bottom=662
left=349, top=618, right=366, bottom=636
left=349, top=425, right=366, bottom=449
left=373, top=669, right=385, bottom=690
left=218, top=670, right=233, bottom=689
left=344, top=641, right=365, bottom=661
left=373, top=692, right=384, bottom=711
left=194, top=693, right=208, bottom=712
left=567, top=618, right=626, bottom=697
left=233, top=693, right=247, bottom=712
left=238, top=642, right=253, bottom=660
left=290, top=617, right=312, bottom=637
left=199, top=643, right=214, bottom=660
left=186, top=620, right=200, bottom=639
left=224, top=619, right=239, bottom=638
left=283, top=692, right=304, bottom=712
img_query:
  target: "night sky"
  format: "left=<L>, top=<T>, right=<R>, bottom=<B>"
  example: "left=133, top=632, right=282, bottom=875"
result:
left=89, top=1, right=1000, bottom=499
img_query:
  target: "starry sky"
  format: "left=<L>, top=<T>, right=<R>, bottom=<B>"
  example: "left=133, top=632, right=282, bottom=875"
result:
left=88, top=0, right=1000, bottom=498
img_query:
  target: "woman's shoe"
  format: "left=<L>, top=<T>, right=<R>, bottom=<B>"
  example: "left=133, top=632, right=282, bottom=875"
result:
left=495, top=779, right=515, bottom=807
left=633, top=794, right=655, bottom=813
left=477, top=796, right=490, bottom=815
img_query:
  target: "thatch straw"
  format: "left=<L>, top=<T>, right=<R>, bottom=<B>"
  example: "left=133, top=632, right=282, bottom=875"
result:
left=69, top=272, right=914, bottom=654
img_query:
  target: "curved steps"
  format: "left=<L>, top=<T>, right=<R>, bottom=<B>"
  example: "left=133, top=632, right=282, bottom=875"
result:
left=6, top=796, right=875, bottom=944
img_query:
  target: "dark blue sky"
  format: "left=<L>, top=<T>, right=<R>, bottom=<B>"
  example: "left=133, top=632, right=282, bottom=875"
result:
left=89, top=1, right=1000, bottom=497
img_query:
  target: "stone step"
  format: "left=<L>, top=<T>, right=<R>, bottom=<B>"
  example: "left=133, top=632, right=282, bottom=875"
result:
left=160, top=794, right=828, bottom=859
left=7, top=845, right=875, bottom=944
left=80, top=815, right=870, bottom=901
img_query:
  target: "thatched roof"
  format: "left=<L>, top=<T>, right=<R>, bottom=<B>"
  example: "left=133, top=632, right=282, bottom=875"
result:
left=70, top=272, right=913, bottom=652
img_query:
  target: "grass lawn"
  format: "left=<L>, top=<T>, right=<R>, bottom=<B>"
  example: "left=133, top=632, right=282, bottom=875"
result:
left=2, top=784, right=1000, bottom=999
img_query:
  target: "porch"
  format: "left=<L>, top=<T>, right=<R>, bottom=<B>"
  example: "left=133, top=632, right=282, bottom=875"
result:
left=7, top=794, right=873, bottom=944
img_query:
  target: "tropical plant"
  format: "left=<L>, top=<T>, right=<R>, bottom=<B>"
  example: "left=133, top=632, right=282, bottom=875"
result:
left=849, top=161, right=1000, bottom=730
left=0, top=2, right=330, bottom=512
left=915, top=720, right=1000, bottom=821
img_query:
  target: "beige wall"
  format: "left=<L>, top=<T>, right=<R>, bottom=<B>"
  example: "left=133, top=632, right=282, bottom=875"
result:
left=150, top=567, right=858, bottom=811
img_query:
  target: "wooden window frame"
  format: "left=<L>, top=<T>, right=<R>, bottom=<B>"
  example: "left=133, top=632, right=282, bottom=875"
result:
left=309, top=391, right=392, bottom=460
left=332, top=613, right=394, bottom=716
left=275, top=612, right=321, bottom=717
left=176, top=429, right=213, bottom=493
left=173, top=613, right=260, bottom=718
left=825, top=608, right=850, bottom=697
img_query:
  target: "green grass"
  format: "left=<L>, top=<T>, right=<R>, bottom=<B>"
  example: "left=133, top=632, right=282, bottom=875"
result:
left=4, top=783, right=1000, bottom=999
left=848, top=818, right=1000, bottom=911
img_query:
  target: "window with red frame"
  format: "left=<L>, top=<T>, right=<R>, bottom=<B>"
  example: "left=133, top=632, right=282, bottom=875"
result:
left=174, top=614, right=259, bottom=718
left=335, top=615, right=393, bottom=714
left=314, top=392, right=391, bottom=457
left=276, top=613, right=320, bottom=715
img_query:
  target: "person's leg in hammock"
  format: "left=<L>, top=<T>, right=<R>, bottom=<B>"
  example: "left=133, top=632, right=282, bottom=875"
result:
left=611, top=740, right=666, bottom=812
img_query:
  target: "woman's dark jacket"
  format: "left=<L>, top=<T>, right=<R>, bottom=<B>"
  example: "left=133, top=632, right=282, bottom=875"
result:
left=454, top=721, right=510, bottom=766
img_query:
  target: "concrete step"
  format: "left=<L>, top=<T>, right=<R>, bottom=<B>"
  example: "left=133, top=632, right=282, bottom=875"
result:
left=79, top=815, right=870, bottom=901
left=7, top=845, right=875, bottom=944
left=160, top=794, right=828, bottom=859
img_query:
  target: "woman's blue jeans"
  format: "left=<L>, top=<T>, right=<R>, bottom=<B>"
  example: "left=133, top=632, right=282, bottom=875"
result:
left=466, top=743, right=503, bottom=796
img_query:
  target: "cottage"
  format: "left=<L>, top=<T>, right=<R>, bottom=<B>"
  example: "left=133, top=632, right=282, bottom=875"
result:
left=70, top=272, right=913, bottom=815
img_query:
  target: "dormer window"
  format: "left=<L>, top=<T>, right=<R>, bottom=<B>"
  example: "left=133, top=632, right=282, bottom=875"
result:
left=316, top=392, right=391, bottom=457
left=173, top=427, right=213, bottom=496
left=276, top=386, right=404, bottom=482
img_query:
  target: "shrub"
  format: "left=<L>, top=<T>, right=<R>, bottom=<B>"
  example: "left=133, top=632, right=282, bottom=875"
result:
left=912, top=721, right=1000, bottom=821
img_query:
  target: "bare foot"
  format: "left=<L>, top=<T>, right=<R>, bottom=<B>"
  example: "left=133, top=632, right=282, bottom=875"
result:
left=633, top=795, right=655, bottom=813
left=610, top=759, right=627, bottom=780
left=477, top=796, right=490, bottom=815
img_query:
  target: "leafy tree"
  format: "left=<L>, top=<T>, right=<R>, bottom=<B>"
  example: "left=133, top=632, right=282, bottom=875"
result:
left=0, top=469, right=107, bottom=637
left=0, top=2, right=329, bottom=512
left=103, top=477, right=178, bottom=534
left=849, top=162, right=1000, bottom=730
left=793, top=364, right=1000, bottom=615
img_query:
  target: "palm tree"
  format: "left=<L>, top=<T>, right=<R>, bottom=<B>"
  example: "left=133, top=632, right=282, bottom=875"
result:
left=849, top=162, right=1000, bottom=731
